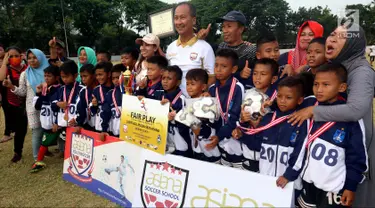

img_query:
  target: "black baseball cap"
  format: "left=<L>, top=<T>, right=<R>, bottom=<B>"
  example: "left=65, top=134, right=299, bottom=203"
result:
left=219, top=11, right=247, bottom=25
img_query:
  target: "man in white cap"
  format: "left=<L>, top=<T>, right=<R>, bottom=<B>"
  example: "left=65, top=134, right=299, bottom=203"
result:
left=166, top=2, right=215, bottom=96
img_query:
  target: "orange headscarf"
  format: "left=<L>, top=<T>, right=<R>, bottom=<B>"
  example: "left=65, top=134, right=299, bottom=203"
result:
left=288, top=21, right=324, bottom=70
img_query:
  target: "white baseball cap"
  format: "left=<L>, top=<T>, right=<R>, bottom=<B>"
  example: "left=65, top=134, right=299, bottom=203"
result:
left=135, top=33, right=160, bottom=48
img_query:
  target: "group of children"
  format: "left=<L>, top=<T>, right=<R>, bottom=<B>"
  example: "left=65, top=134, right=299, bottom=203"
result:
left=30, top=34, right=367, bottom=207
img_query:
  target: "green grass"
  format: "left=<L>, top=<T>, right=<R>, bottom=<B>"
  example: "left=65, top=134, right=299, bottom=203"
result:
left=0, top=110, right=117, bottom=207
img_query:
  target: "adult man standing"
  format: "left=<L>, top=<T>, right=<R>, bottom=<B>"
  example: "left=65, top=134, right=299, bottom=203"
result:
left=166, top=2, right=215, bottom=95
left=199, top=11, right=257, bottom=87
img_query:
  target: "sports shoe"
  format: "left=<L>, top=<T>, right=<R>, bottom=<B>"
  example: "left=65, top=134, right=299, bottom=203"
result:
left=30, top=161, right=46, bottom=173
left=11, top=153, right=22, bottom=163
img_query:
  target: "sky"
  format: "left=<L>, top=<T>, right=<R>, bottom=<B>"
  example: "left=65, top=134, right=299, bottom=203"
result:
left=160, top=0, right=373, bottom=12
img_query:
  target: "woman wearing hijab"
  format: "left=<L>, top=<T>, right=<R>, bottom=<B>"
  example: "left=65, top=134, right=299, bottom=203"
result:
left=9, top=49, right=49, bottom=161
left=279, top=20, right=324, bottom=75
left=77, top=46, right=97, bottom=82
left=288, top=24, right=375, bottom=206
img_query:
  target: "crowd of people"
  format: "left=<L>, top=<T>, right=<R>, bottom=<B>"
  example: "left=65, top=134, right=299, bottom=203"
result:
left=0, top=1, right=374, bottom=207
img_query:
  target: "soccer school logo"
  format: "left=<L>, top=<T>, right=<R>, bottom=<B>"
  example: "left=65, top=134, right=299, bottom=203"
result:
left=333, top=129, right=346, bottom=144
left=190, top=52, right=198, bottom=61
left=141, top=160, right=189, bottom=208
left=68, top=133, right=95, bottom=183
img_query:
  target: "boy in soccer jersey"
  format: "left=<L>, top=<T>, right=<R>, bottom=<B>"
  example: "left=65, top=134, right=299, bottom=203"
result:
left=297, top=63, right=367, bottom=207
left=30, top=65, right=61, bottom=172
left=187, top=68, right=221, bottom=163
left=233, top=77, right=308, bottom=200
left=75, top=64, right=97, bottom=132
left=91, top=62, right=114, bottom=132
left=208, top=48, right=244, bottom=168
left=158, top=65, right=192, bottom=157
left=51, top=60, right=83, bottom=154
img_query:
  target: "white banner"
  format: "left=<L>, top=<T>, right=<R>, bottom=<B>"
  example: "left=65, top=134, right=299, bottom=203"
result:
left=133, top=150, right=294, bottom=208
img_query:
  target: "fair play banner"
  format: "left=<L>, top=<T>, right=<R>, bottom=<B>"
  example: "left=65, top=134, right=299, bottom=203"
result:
left=63, top=127, right=143, bottom=207
left=133, top=150, right=295, bottom=207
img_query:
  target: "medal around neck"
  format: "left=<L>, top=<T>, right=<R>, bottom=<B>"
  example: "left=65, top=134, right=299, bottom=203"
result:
left=242, top=88, right=270, bottom=120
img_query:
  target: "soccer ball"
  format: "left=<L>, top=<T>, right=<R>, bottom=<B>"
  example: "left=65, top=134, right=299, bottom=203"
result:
left=192, top=97, right=219, bottom=121
left=242, top=88, right=269, bottom=120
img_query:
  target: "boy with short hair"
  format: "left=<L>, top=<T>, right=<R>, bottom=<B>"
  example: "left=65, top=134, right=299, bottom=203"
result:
left=297, top=63, right=367, bottom=208
left=158, top=65, right=192, bottom=157
left=120, top=47, right=139, bottom=70
left=233, top=76, right=308, bottom=195
left=91, top=62, right=114, bottom=132
left=51, top=60, right=83, bottom=153
left=96, top=50, right=111, bottom=63
left=187, top=68, right=221, bottom=163
left=76, top=64, right=97, bottom=131
left=306, top=37, right=326, bottom=75
left=111, top=64, right=125, bottom=86
left=31, top=65, right=61, bottom=172
left=136, top=55, right=167, bottom=99
left=208, top=48, right=244, bottom=168
left=253, top=58, right=279, bottom=100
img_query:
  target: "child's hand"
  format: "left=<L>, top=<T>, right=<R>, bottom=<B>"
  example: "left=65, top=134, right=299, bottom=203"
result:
left=48, top=37, right=57, bottom=48
left=261, top=99, right=273, bottom=114
left=232, top=128, right=243, bottom=139
left=160, top=99, right=170, bottom=105
left=137, top=96, right=144, bottom=101
left=138, top=79, right=147, bottom=89
left=57, top=101, right=67, bottom=109
left=240, top=107, right=252, bottom=123
left=205, top=135, right=219, bottom=150
left=99, top=132, right=109, bottom=142
left=249, top=116, right=262, bottom=128
left=240, top=60, right=251, bottom=79
left=36, top=84, right=43, bottom=94
left=341, top=189, right=355, bottom=207
left=91, top=95, right=98, bottom=106
left=168, top=111, right=176, bottom=121
left=276, top=176, right=289, bottom=188
left=68, top=118, right=77, bottom=127
left=201, top=92, right=210, bottom=97
left=52, top=124, right=59, bottom=133
left=74, top=126, right=82, bottom=134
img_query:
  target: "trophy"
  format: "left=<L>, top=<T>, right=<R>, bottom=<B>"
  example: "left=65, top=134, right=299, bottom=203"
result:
left=123, top=66, right=132, bottom=95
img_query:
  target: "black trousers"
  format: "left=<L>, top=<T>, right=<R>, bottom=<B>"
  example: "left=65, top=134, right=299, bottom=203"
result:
left=8, top=105, right=28, bottom=155
left=1, top=89, right=12, bottom=136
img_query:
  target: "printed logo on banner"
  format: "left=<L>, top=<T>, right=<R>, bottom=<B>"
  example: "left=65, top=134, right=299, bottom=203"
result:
left=141, top=99, right=147, bottom=112
left=67, top=133, right=95, bottom=183
left=140, top=160, right=189, bottom=208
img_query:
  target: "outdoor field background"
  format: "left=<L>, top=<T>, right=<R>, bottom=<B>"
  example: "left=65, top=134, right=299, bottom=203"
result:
left=0, top=60, right=374, bottom=207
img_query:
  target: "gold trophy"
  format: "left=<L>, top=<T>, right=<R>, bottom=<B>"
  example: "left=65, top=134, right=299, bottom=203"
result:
left=123, top=66, right=132, bottom=95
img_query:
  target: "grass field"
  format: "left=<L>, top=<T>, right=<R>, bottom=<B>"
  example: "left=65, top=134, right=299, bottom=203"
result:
left=0, top=110, right=117, bottom=207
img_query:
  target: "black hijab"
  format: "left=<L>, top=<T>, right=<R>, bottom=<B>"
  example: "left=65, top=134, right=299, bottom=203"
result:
left=330, top=23, right=371, bottom=73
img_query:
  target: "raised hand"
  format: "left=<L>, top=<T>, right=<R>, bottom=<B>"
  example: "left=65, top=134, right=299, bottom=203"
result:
left=240, top=60, right=251, bottom=79
left=197, top=23, right=211, bottom=40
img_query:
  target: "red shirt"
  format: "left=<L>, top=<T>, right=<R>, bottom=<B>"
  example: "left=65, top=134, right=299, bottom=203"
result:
left=7, top=65, right=27, bottom=107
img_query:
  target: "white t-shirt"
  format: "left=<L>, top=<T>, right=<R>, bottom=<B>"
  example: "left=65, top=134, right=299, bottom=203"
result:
left=166, top=39, right=215, bottom=96
left=370, top=46, right=375, bottom=56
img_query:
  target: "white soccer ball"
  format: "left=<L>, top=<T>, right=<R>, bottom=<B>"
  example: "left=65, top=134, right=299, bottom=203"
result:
left=192, top=97, right=219, bottom=121
left=242, top=88, right=269, bottom=120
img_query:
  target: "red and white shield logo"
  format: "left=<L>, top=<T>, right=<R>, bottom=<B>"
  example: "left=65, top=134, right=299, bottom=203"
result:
left=141, top=160, right=189, bottom=208
left=190, top=52, right=198, bottom=61
left=70, top=133, right=94, bottom=175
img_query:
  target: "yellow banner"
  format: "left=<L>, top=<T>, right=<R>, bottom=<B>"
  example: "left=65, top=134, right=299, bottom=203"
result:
left=119, top=95, right=168, bottom=154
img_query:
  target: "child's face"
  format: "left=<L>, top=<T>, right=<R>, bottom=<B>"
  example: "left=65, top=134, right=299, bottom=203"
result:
left=307, top=42, right=326, bottom=69
left=60, top=71, right=76, bottom=85
left=253, top=64, right=277, bottom=91
left=147, top=63, right=162, bottom=81
left=112, top=71, right=121, bottom=86
left=313, top=71, right=347, bottom=103
left=214, top=56, right=237, bottom=82
left=27, top=52, right=40, bottom=69
left=186, top=79, right=206, bottom=98
left=276, top=86, right=303, bottom=112
left=256, top=41, right=280, bottom=61
left=95, top=68, right=110, bottom=85
left=121, top=54, right=136, bottom=68
left=96, top=53, right=109, bottom=63
left=162, top=71, right=180, bottom=93
left=44, top=72, right=58, bottom=86
left=80, top=71, right=95, bottom=87
left=79, top=49, right=87, bottom=64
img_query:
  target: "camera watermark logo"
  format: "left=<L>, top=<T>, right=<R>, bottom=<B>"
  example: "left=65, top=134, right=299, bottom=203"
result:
left=337, top=9, right=360, bottom=38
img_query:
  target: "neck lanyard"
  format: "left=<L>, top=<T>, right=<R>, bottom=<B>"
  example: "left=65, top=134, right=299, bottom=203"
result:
left=63, top=82, right=77, bottom=121
left=216, top=78, right=236, bottom=123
